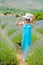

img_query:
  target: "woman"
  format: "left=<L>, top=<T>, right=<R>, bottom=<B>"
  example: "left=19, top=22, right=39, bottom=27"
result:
left=16, top=13, right=34, bottom=62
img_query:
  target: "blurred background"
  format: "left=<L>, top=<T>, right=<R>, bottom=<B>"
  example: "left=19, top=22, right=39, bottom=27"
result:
left=0, top=0, right=43, bottom=65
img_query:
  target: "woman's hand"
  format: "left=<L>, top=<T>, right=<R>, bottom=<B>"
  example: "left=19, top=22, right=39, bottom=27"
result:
left=15, top=22, right=24, bottom=26
left=18, top=17, right=22, bottom=21
left=15, top=17, right=24, bottom=26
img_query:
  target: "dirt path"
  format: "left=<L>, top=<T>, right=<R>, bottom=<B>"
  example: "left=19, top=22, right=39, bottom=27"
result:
left=0, top=14, right=4, bottom=16
left=0, top=14, right=13, bottom=16
left=16, top=53, right=27, bottom=65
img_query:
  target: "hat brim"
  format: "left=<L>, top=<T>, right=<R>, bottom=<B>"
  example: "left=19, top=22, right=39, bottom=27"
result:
left=22, top=16, right=30, bottom=19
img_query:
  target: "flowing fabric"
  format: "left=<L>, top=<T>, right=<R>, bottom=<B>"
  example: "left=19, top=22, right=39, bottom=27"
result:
left=21, top=24, right=32, bottom=60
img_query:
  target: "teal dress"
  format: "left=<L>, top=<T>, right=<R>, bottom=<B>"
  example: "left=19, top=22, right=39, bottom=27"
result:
left=21, top=24, right=32, bottom=60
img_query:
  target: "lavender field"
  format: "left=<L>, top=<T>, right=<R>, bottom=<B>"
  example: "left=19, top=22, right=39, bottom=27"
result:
left=0, top=0, right=43, bottom=65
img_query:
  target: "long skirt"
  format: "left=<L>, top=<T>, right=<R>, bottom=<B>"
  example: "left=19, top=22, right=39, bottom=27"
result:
left=21, top=24, right=32, bottom=60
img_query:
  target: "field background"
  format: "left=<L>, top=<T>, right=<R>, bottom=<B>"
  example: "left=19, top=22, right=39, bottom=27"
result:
left=0, top=0, right=43, bottom=9
left=0, top=0, right=43, bottom=65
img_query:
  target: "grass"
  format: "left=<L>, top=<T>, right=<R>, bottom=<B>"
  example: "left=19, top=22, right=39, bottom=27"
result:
left=1, top=24, right=7, bottom=29
left=12, top=33, right=40, bottom=46
left=36, top=28, right=43, bottom=35
left=7, top=29, right=17, bottom=36
left=27, top=43, right=43, bottom=65
left=0, top=39, right=18, bottom=65
left=32, top=33, right=40, bottom=43
left=0, top=7, right=43, bottom=65
left=0, top=19, right=2, bottom=23
left=12, top=34, right=22, bottom=46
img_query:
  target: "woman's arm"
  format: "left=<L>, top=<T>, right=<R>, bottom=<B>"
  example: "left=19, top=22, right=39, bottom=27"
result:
left=15, top=17, right=24, bottom=26
left=32, top=15, right=34, bottom=23
left=15, top=22, right=24, bottom=26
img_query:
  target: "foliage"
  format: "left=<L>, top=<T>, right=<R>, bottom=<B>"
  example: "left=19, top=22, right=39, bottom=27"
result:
left=15, top=11, right=43, bottom=21
left=7, top=29, right=16, bottom=36
left=32, top=34, right=40, bottom=43
left=0, top=40, right=18, bottom=65
left=0, top=19, right=2, bottom=23
left=32, top=12, right=43, bottom=21
left=15, top=14, right=21, bottom=17
left=12, top=34, right=22, bottom=46
left=4, top=11, right=11, bottom=15
left=1, top=24, right=7, bottom=29
left=27, top=44, right=43, bottom=65
left=36, top=28, right=43, bottom=35
left=0, top=7, right=43, bottom=21
left=12, top=33, right=40, bottom=46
